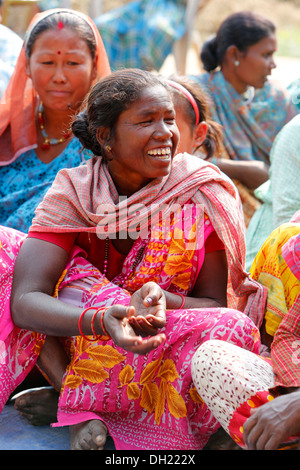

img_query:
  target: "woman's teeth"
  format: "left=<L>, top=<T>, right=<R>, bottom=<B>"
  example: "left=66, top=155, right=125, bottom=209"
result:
left=148, top=148, right=171, bottom=158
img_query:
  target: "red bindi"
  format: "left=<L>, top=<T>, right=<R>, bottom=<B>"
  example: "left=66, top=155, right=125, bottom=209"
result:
left=58, top=21, right=64, bottom=30
left=57, top=50, right=61, bottom=55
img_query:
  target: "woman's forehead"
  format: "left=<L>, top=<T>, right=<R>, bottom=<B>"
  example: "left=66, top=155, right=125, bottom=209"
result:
left=133, top=85, right=173, bottom=110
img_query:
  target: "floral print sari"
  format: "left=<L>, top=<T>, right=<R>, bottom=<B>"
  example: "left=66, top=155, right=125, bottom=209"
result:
left=52, top=209, right=262, bottom=450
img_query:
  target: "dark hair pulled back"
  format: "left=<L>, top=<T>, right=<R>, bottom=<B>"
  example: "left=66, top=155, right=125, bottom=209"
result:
left=72, top=68, right=171, bottom=157
left=201, top=11, right=276, bottom=72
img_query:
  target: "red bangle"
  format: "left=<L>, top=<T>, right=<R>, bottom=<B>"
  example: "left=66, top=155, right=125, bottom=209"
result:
left=176, top=293, right=185, bottom=309
left=91, top=308, right=109, bottom=341
left=78, top=307, right=101, bottom=341
left=100, top=307, right=111, bottom=338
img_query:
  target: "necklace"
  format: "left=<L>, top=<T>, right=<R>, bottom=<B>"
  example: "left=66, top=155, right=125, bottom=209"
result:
left=38, top=103, right=72, bottom=150
left=103, top=237, right=145, bottom=287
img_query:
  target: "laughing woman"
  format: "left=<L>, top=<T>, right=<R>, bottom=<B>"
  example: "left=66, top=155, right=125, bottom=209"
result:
left=2, top=69, right=265, bottom=450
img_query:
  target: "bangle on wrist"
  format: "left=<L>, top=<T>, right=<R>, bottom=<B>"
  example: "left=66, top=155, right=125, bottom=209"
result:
left=78, top=306, right=110, bottom=341
left=99, top=307, right=111, bottom=338
left=176, top=293, right=185, bottom=309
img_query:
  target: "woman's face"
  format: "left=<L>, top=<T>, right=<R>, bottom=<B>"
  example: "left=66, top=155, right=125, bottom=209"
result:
left=106, top=85, right=179, bottom=195
left=231, top=34, right=277, bottom=92
left=26, top=26, right=97, bottom=111
left=174, top=102, right=208, bottom=155
left=174, top=106, right=195, bottom=154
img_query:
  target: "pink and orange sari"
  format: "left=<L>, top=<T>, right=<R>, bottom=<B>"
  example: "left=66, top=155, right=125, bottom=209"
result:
left=0, top=154, right=266, bottom=449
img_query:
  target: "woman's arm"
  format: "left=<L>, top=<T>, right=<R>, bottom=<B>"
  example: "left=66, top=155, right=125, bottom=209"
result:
left=11, top=237, right=77, bottom=335
left=11, top=237, right=165, bottom=354
left=214, top=158, right=269, bottom=189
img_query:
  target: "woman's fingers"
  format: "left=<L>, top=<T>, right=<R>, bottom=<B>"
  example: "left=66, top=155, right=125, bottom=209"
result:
left=105, top=305, right=166, bottom=354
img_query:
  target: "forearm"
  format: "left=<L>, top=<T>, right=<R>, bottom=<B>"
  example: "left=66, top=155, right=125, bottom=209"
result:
left=11, top=290, right=104, bottom=337
left=163, top=290, right=225, bottom=310
left=215, top=158, right=269, bottom=189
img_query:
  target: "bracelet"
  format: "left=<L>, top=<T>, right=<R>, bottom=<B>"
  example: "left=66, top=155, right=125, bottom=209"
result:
left=78, top=307, right=103, bottom=341
left=176, top=293, right=185, bottom=309
left=99, top=307, right=111, bottom=338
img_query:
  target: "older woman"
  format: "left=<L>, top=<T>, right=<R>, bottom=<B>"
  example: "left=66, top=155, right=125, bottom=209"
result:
left=2, top=69, right=266, bottom=450
left=0, top=8, right=110, bottom=232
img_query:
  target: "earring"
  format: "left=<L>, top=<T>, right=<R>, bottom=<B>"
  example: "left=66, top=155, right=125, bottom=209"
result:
left=105, top=145, right=112, bottom=152
left=234, top=60, right=240, bottom=67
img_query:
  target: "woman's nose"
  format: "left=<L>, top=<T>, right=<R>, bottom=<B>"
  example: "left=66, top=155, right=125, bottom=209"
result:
left=52, top=65, right=67, bottom=82
left=270, top=56, right=277, bottom=69
left=154, top=120, right=172, bottom=138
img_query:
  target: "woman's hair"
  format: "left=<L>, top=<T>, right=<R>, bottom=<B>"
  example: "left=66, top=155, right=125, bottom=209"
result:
left=168, top=74, right=223, bottom=158
left=201, top=11, right=276, bottom=72
left=72, top=68, right=171, bottom=157
left=25, top=10, right=97, bottom=59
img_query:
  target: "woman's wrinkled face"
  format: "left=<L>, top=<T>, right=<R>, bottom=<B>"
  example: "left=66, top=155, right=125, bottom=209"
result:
left=26, top=26, right=97, bottom=111
left=234, top=34, right=277, bottom=91
left=106, top=85, right=179, bottom=194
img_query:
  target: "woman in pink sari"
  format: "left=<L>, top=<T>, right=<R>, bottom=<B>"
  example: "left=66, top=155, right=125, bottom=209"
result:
left=3, top=69, right=265, bottom=450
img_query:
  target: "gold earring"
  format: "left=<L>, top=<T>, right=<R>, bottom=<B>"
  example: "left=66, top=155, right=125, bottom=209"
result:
left=105, top=145, right=112, bottom=152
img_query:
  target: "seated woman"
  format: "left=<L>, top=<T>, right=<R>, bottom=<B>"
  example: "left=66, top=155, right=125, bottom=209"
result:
left=246, top=113, right=300, bottom=270
left=12, top=70, right=229, bottom=428
left=1, top=69, right=265, bottom=450
left=192, top=213, right=300, bottom=450
left=0, top=8, right=110, bottom=232
left=191, top=11, right=298, bottom=226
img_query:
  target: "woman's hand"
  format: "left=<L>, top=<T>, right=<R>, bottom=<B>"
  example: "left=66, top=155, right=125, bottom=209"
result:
left=102, top=304, right=166, bottom=355
left=129, top=282, right=167, bottom=337
left=243, top=390, right=300, bottom=450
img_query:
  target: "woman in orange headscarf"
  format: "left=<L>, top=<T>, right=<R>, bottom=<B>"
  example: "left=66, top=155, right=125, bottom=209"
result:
left=0, top=8, right=110, bottom=232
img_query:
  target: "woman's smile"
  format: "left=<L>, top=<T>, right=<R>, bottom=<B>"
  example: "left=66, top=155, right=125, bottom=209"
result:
left=147, top=146, right=172, bottom=159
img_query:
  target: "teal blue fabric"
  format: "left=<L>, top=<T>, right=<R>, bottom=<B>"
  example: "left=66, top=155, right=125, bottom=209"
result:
left=95, top=0, right=186, bottom=71
left=0, top=138, right=89, bottom=233
left=192, top=71, right=298, bottom=163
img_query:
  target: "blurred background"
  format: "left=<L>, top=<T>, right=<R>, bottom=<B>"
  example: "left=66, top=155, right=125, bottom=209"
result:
left=1, top=0, right=300, bottom=85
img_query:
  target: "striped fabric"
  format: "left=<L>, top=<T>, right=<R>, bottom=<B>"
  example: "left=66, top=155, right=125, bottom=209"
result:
left=32, top=152, right=266, bottom=323
left=271, top=232, right=300, bottom=387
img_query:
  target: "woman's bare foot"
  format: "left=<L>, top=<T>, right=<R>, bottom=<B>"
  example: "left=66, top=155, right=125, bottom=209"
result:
left=70, top=419, right=108, bottom=450
left=13, top=387, right=59, bottom=426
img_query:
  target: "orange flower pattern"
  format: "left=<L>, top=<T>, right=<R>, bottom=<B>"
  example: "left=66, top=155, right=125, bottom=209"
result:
left=119, top=355, right=186, bottom=425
